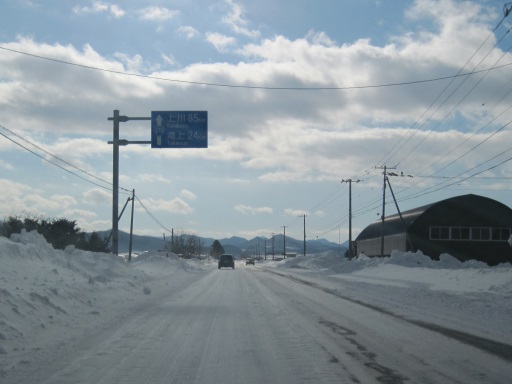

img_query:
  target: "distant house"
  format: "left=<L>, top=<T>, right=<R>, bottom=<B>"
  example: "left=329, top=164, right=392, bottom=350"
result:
left=355, top=194, right=512, bottom=265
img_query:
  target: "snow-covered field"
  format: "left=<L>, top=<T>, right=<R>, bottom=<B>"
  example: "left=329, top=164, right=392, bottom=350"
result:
left=1, top=230, right=511, bottom=382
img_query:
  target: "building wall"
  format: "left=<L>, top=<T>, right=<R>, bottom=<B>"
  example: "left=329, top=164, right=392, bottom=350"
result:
left=357, top=234, right=407, bottom=257
left=408, top=196, right=512, bottom=265
left=355, top=195, right=512, bottom=265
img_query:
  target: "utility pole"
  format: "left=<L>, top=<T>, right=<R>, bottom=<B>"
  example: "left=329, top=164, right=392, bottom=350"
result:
left=282, top=226, right=287, bottom=258
left=271, top=232, right=275, bottom=260
left=341, top=179, right=360, bottom=258
left=386, top=172, right=414, bottom=252
left=298, top=214, right=307, bottom=256
left=375, top=165, right=396, bottom=257
left=128, top=189, right=135, bottom=261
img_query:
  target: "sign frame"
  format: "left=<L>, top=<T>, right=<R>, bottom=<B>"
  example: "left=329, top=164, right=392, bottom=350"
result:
left=151, top=111, right=208, bottom=148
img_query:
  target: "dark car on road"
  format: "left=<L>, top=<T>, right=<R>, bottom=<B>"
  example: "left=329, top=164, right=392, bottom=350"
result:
left=246, top=258, right=255, bottom=265
left=218, top=254, right=235, bottom=269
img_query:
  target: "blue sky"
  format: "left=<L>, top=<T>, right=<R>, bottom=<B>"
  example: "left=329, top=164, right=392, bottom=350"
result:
left=1, top=0, right=512, bottom=246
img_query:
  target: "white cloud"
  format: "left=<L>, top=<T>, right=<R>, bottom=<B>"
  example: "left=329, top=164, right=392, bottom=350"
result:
left=222, top=0, right=260, bottom=38
left=138, top=174, right=171, bottom=184
left=284, top=208, right=309, bottom=217
left=1, top=0, right=509, bottom=241
left=138, top=6, right=179, bottom=21
left=259, top=171, right=305, bottom=183
left=141, top=197, right=193, bottom=214
left=19, top=194, right=77, bottom=214
left=235, top=204, right=273, bottom=214
left=180, top=189, right=196, bottom=200
left=64, top=209, right=97, bottom=219
left=305, top=30, right=335, bottom=47
left=205, top=32, right=236, bottom=51
left=0, top=160, right=14, bottom=171
left=81, top=219, right=111, bottom=232
left=73, top=1, right=125, bottom=18
left=112, top=52, right=145, bottom=72
left=83, top=188, right=111, bottom=205
left=161, top=53, right=177, bottom=66
left=177, top=26, right=199, bottom=40
left=0, top=179, right=33, bottom=213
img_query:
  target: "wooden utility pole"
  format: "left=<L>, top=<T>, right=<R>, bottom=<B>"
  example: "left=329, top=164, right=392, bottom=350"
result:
left=341, top=179, right=360, bottom=258
left=298, top=214, right=307, bottom=256
left=375, top=165, right=396, bottom=257
left=282, top=226, right=287, bottom=258
left=271, top=232, right=275, bottom=259
left=128, top=189, right=135, bottom=261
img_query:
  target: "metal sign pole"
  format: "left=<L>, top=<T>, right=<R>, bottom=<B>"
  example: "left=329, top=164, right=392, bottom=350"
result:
left=107, top=110, right=207, bottom=256
left=112, top=110, right=120, bottom=256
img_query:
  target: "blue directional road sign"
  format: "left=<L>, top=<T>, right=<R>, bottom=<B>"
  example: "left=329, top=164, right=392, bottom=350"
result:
left=151, top=111, right=208, bottom=148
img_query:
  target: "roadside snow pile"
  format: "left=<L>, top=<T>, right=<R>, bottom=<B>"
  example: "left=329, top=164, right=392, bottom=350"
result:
left=277, top=250, right=512, bottom=295
left=2, top=229, right=512, bottom=377
left=0, top=230, right=206, bottom=376
left=131, top=250, right=206, bottom=276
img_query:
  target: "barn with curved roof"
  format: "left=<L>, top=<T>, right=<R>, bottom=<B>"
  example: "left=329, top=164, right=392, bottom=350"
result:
left=355, top=194, right=512, bottom=265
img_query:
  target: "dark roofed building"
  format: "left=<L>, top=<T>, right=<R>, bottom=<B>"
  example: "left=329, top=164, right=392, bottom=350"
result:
left=355, top=194, right=512, bottom=265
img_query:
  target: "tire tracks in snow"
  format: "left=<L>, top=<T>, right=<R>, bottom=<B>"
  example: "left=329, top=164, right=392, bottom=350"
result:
left=264, top=269, right=512, bottom=363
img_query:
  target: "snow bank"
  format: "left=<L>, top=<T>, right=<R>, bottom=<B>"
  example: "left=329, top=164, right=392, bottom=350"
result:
left=0, top=230, right=207, bottom=376
left=1, top=230, right=511, bottom=378
left=276, top=249, right=512, bottom=295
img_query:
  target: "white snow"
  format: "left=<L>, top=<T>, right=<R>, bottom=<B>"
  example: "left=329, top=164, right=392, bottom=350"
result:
left=1, top=230, right=511, bottom=380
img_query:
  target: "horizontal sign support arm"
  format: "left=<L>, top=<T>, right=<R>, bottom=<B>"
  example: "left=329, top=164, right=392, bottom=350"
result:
left=108, top=116, right=151, bottom=122
left=108, top=140, right=151, bottom=146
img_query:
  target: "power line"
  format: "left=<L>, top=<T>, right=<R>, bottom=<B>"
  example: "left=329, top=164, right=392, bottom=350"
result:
left=1, top=123, right=176, bottom=237
left=0, top=125, right=133, bottom=195
left=1, top=45, right=512, bottom=91
left=0, top=123, right=133, bottom=193
left=399, top=153, right=512, bottom=203
left=377, top=11, right=512, bottom=168
left=134, top=195, right=173, bottom=233
left=395, top=31, right=512, bottom=169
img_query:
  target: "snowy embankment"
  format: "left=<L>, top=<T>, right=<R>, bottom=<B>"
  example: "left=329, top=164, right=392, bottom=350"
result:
left=272, top=250, right=512, bottom=345
left=0, top=230, right=207, bottom=378
left=1, top=230, right=511, bottom=378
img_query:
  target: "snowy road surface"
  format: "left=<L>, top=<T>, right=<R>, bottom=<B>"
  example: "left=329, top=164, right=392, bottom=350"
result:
left=6, top=261, right=511, bottom=384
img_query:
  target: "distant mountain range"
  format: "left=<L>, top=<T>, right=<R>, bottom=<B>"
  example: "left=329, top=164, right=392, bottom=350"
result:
left=98, top=230, right=346, bottom=257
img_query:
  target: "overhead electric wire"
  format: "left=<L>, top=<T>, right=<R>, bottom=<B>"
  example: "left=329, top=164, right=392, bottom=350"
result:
left=2, top=5, right=511, bottom=241
left=0, top=123, right=133, bottom=193
left=398, top=151, right=512, bottom=203
left=393, top=140, right=512, bottom=203
left=135, top=195, right=172, bottom=233
left=0, top=126, right=134, bottom=196
left=417, top=104, right=512, bottom=178
left=377, top=10, right=512, bottom=168
left=1, top=122, right=180, bottom=236
left=1, top=45, right=512, bottom=91
left=395, top=32, right=512, bottom=170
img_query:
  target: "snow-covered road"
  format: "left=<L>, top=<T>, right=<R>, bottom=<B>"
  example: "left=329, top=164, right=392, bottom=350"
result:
left=6, top=260, right=511, bottom=384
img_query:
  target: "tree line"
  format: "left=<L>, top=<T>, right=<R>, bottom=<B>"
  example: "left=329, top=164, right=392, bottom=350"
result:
left=0, top=214, right=110, bottom=252
left=1, top=214, right=227, bottom=258
left=170, top=229, right=225, bottom=259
